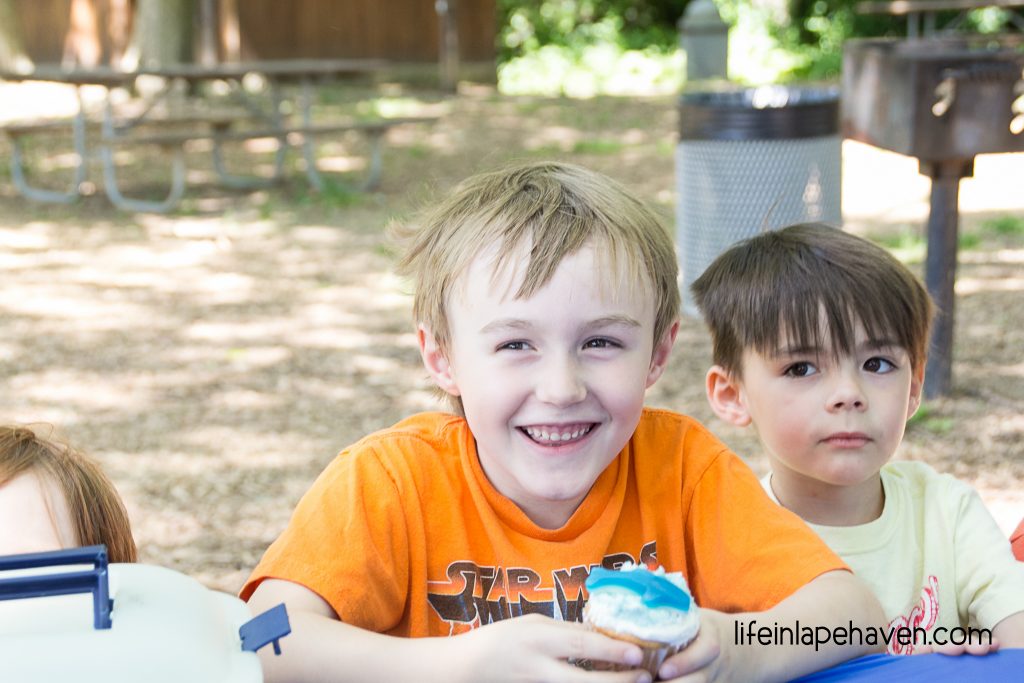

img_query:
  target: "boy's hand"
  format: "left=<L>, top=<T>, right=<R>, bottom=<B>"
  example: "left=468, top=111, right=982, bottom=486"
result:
left=454, top=613, right=653, bottom=683
left=913, top=637, right=1000, bottom=656
left=656, top=609, right=727, bottom=681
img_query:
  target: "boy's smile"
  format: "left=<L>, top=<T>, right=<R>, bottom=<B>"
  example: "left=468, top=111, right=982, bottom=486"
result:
left=419, top=241, right=676, bottom=529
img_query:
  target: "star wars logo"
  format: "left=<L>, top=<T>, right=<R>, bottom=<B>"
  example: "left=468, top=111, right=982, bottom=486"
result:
left=426, top=541, right=658, bottom=634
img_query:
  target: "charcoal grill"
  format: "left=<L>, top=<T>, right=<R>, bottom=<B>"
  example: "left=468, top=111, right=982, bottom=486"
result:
left=843, top=27, right=1024, bottom=397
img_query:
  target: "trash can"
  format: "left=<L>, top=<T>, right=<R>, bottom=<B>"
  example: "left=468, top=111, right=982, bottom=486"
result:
left=676, top=85, right=841, bottom=316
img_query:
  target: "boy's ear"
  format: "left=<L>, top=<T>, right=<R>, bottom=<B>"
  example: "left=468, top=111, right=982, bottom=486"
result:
left=706, top=365, right=752, bottom=427
left=907, top=363, right=925, bottom=419
left=417, top=324, right=461, bottom=396
left=645, top=320, right=680, bottom=388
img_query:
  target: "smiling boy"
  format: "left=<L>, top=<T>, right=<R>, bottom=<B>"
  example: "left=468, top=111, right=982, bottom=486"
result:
left=692, top=222, right=1024, bottom=655
left=242, top=164, right=883, bottom=682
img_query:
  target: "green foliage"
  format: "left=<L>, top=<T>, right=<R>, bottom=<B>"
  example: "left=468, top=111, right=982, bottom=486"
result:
left=496, top=0, right=685, bottom=95
left=983, top=215, right=1024, bottom=236
left=907, top=404, right=954, bottom=434
left=499, top=45, right=683, bottom=96
left=498, top=1, right=685, bottom=62
left=767, top=2, right=1020, bottom=80
left=297, top=179, right=362, bottom=209
left=773, top=0, right=902, bottom=80
left=874, top=227, right=986, bottom=262
left=571, top=138, right=624, bottom=154
left=496, top=0, right=1024, bottom=91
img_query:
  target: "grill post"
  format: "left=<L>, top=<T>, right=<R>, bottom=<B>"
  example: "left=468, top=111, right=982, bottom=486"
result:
left=920, top=158, right=974, bottom=399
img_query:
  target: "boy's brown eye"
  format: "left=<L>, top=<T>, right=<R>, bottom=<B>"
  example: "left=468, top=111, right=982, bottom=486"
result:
left=784, top=362, right=815, bottom=378
left=864, top=357, right=896, bottom=373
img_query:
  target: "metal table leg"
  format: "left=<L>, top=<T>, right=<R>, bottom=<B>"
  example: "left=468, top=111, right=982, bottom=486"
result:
left=100, top=142, right=187, bottom=213
left=7, top=93, right=88, bottom=204
left=99, top=96, right=186, bottom=213
left=212, top=129, right=286, bottom=189
left=298, top=77, right=385, bottom=192
left=212, top=79, right=287, bottom=189
left=298, top=76, right=326, bottom=193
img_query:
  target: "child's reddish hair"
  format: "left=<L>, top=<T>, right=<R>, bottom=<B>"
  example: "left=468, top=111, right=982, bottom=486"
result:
left=0, top=425, right=137, bottom=562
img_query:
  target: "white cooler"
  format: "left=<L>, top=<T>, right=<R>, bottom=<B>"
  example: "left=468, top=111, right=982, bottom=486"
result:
left=0, top=546, right=290, bottom=683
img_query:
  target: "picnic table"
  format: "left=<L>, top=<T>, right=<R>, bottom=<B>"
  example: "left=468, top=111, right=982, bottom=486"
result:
left=0, top=59, right=437, bottom=212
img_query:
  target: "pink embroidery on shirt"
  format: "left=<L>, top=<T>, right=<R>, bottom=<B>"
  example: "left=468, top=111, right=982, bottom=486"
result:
left=886, top=575, right=940, bottom=655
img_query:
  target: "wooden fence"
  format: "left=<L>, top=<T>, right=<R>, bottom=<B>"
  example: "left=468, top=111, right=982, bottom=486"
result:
left=236, top=0, right=495, bottom=62
left=12, top=0, right=495, bottom=67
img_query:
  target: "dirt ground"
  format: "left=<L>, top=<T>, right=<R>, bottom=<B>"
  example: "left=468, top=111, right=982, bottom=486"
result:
left=1, top=83, right=1021, bottom=593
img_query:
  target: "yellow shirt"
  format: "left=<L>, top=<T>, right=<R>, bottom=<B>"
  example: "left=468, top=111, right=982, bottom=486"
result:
left=763, top=461, right=1024, bottom=654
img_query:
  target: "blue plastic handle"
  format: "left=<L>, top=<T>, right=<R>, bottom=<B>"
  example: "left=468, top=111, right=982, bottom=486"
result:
left=239, top=603, right=291, bottom=655
left=0, top=545, right=113, bottom=629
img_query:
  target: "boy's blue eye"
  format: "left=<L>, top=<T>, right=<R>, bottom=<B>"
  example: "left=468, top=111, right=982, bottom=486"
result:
left=498, top=341, right=529, bottom=352
left=864, top=357, right=896, bottom=373
left=583, top=338, right=619, bottom=350
left=784, top=361, right=817, bottom=378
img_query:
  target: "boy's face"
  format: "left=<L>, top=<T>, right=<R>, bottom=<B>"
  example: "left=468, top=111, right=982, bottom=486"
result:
left=419, top=242, right=677, bottom=529
left=721, top=321, right=923, bottom=491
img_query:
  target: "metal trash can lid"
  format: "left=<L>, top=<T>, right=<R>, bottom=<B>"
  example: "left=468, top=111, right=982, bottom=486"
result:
left=678, top=85, right=839, bottom=141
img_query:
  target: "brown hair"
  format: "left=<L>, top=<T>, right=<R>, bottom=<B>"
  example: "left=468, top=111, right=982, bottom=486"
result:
left=0, top=425, right=137, bottom=562
left=691, top=223, right=934, bottom=378
left=392, top=162, right=680, bottom=410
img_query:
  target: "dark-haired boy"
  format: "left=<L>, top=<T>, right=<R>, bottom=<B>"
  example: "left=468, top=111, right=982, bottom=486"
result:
left=692, top=222, right=1024, bottom=655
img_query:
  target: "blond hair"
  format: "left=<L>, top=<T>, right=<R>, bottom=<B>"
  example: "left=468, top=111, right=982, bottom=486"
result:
left=0, top=425, right=137, bottom=563
left=392, top=162, right=679, bottom=410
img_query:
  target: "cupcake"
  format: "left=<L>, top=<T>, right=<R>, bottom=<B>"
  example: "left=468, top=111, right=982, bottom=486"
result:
left=582, top=563, right=700, bottom=677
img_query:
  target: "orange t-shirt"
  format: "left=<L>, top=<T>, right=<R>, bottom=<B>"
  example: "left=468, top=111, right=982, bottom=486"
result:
left=240, top=408, right=846, bottom=636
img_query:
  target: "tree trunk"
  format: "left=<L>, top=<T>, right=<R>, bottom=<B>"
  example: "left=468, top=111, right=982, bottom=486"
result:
left=197, top=0, right=218, bottom=65
left=219, top=0, right=240, bottom=62
left=107, top=0, right=133, bottom=65
left=63, top=0, right=102, bottom=67
left=131, top=0, right=196, bottom=67
left=0, top=0, right=30, bottom=71
left=437, top=0, right=460, bottom=92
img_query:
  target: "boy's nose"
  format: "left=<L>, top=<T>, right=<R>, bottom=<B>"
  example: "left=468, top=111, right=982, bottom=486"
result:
left=826, top=372, right=867, bottom=412
left=535, top=357, right=587, bottom=407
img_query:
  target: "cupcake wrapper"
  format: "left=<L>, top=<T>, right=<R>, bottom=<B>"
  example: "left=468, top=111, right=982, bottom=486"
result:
left=583, top=624, right=684, bottom=678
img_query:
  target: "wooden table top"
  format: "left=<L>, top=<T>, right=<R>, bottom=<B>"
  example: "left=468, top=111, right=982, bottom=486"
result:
left=0, top=59, right=388, bottom=86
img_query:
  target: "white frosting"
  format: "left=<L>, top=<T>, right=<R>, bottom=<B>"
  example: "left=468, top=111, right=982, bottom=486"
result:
left=584, top=563, right=700, bottom=646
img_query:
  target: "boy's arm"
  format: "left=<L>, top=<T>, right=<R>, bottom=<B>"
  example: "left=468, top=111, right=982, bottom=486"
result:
left=660, top=570, right=884, bottom=683
left=248, top=578, right=653, bottom=683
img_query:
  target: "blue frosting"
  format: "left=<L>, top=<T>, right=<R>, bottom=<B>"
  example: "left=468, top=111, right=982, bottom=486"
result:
left=586, top=566, right=691, bottom=611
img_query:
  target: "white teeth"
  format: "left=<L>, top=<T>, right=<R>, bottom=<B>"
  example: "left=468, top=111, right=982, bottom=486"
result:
left=523, top=425, right=592, bottom=444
